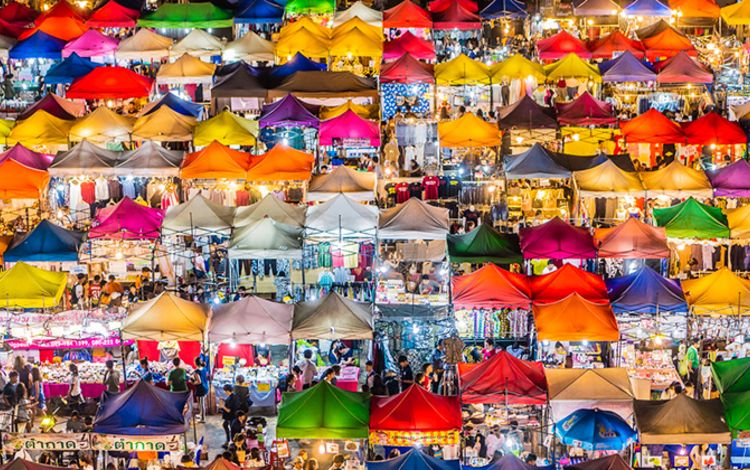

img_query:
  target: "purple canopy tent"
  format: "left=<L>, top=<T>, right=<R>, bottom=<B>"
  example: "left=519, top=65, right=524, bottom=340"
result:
left=709, top=160, right=750, bottom=197
left=601, top=50, right=656, bottom=83
left=0, top=144, right=53, bottom=170
left=259, top=94, right=319, bottom=128
left=556, top=91, right=615, bottom=125
left=519, top=217, right=596, bottom=259
left=17, top=93, right=85, bottom=121
left=498, top=94, right=558, bottom=130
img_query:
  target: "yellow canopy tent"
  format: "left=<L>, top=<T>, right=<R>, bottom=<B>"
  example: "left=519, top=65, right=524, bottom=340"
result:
left=133, top=106, right=196, bottom=142
left=156, top=53, right=217, bottom=85
left=121, top=292, right=210, bottom=341
left=69, top=107, right=135, bottom=144
left=319, top=100, right=374, bottom=119
left=0, top=119, right=13, bottom=142
left=729, top=205, right=750, bottom=239
left=639, top=160, right=712, bottom=198
left=562, top=127, right=619, bottom=155
left=543, top=53, right=601, bottom=82
left=279, top=16, right=331, bottom=40
left=8, top=110, right=73, bottom=147
left=681, top=267, right=750, bottom=315
left=434, top=54, right=491, bottom=85
left=491, top=54, right=546, bottom=81
left=194, top=110, right=258, bottom=146
left=721, top=0, right=750, bottom=24
left=329, top=28, right=382, bottom=58
left=0, top=262, right=67, bottom=309
left=331, top=17, right=382, bottom=42
left=438, top=112, right=501, bottom=147
left=574, top=160, right=646, bottom=197
left=276, top=29, right=330, bottom=59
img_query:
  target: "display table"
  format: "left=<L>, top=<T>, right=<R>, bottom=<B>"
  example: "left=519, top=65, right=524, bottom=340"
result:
left=215, top=382, right=277, bottom=408
left=44, top=382, right=124, bottom=399
left=336, top=366, right=361, bottom=392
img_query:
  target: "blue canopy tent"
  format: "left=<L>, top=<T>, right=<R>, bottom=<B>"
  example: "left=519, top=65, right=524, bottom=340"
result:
left=93, top=380, right=191, bottom=435
left=606, top=266, right=687, bottom=313
left=9, top=31, right=66, bottom=60
left=235, top=0, right=284, bottom=23
left=44, top=53, right=100, bottom=85
left=480, top=0, right=527, bottom=18
left=271, top=52, right=326, bottom=78
left=367, top=450, right=461, bottom=470
left=141, top=92, right=204, bottom=118
left=465, top=455, right=533, bottom=470
left=623, top=0, right=672, bottom=16
left=601, top=51, right=656, bottom=83
left=503, top=143, right=571, bottom=180
left=555, top=408, right=636, bottom=451
left=4, top=220, right=84, bottom=263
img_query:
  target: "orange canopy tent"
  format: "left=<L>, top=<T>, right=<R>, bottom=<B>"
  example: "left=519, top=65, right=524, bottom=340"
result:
left=458, top=351, right=547, bottom=405
left=0, top=159, right=49, bottom=199
left=620, top=108, right=685, bottom=144
left=682, top=111, right=746, bottom=145
left=669, top=0, right=719, bottom=18
left=246, top=144, right=314, bottom=182
left=181, top=141, right=253, bottom=179
left=594, top=217, right=670, bottom=259
left=19, top=15, right=88, bottom=41
left=533, top=293, right=619, bottom=341
left=641, top=27, right=696, bottom=60
left=452, top=263, right=531, bottom=310
left=529, top=263, right=608, bottom=304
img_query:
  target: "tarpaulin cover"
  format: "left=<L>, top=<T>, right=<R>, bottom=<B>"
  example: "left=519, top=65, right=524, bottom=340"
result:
left=223, top=31, right=274, bottom=62
left=181, top=141, right=253, bottom=179
left=537, top=30, right=591, bottom=60
left=634, top=394, right=730, bottom=444
left=277, top=380, right=370, bottom=439
left=171, top=29, right=224, bottom=57
left=712, top=358, right=750, bottom=432
left=556, top=91, right=614, bottom=125
left=194, top=111, right=258, bottom=147
left=229, top=212, right=302, bottom=259
left=4, top=220, right=83, bottom=262
left=235, top=0, right=284, bottom=23
left=370, top=384, right=461, bottom=432
left=138, top=3, right=233, bottom=29
left=533, top=293, right=618, bottom=341
left=163, top=194, right=235, bottom=234
left=0, top=159, right=49, bottom=199
left=319, top=110, right=380, bottom=146
left=233, top=193, right=307, bottom=228
left=601, top=50, right=656, bottom=82
left=594, top=217, right=669, bottom=259
left=452, top=263, right=531, bottom=309
left=307, top=165, right=375, bottom=201
left=367, top=450, right=460, bottom=470
left=271, top=52, right=326, bottom=78
left=498, top=94, right=558, bottom=130
left=721, top=0, right=750, bottom=24
left=49, top=140, right=120, bottom=176
left=383, top=0, right=432, bottom=28
left=89, top=197, right=164, bottom=240
left=140, top=92, right=203, bottom=119
left=620, top=108, right=685, bottom=143
left=45, top=52, right=99, bottom=84
left=624, top=0, right=672, bottom=16
left=480, top=0, right=527, bottom=18
left=565, top=455, right=632, bottom=470
left=653, top=196, right=729, bottom=238
left=491, top=53, right=545, bottom=81
left=657, top=50, right=713, bottom=83
left=681, top=267, right=750, bottom=315
left=378, top=197, right=449, bottom=240
left=276, top=28, right=328, bottom=59
left=115, top=28, right=173, bottom=60
left=9, top=31, right=65, bottom=59
left=447, top=223, right=522, bottom=264
left=209, top=295, right=293, bottom=344
left=69, top=107, right=135, bottom=143
left=67, top=66, right=153, bottom=99
left=543, top=53, right=601, bottom=81
left=439, top=112, right=501, bottom=148
left=133, top=106, right=196, bottom=142
left=605, top=265, right=686, bottom=313
left=546, top=368, right=635, bottom=421
left=709, top=159, right=750, bottom=197
left=504, top=143, right=571, bottom=179
left=332, top=17, right=382, bottom=43
left=683, top=111, right=746, bottom=144
left=260, top=94, right=319, bottom=128
left=0, top=460, right=66, bottom=470
left=122, top=292, right=209, bottom=341
left=116, top=141, right=183, bottom=177
left=529, top=263, right=608, bottom=303
left=380, top=53, right=434, bottom=83
left=86, top=0, right=140, bottom=27
left=669, top=0, right=719, bottom=17
left=246, top=144, right=314, bottom=181
left=284, top=0, right=335, bottom=15
left=271, top=71, right=378, bottom=100
left=292, top=291, right=372, bottom=339
left=211, top=65, right=268, bottom=98
left=432, top=1, right=481, bottom=30
left=0, top=144, right=54, bottom=170
left=574, top=160, right=645, bottom=197
left=305, top=193, right=378, bottom=234
left=573, top=0, right=620, bottom=16
left=383, top=32, right=435, bottom=61
left=0, top=262, right=67, bottom=308
left=434, top=53, right=490, bottom=85
left=556, top=408, right=636, bottom=451
left=520, top=217, right=596, bottom=259
left=20, top=16, right=88, bottom=42
left=93, top=380, right=190, bottom=435
left=642, top=27, right=695, bottom=60
left=320, top=100, right=372, bottom=119
left=156, top=53, right=216, bottom=84
left=334, top=1, right=383, bottom=26
left=458, top=350, right=547, bottom=404
left=8, top=110, right=72, bottom=147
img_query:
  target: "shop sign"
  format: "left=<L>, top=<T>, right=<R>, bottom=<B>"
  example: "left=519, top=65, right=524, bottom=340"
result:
left=91, top=434, right=181, bottom=452
left=3, top=432, right=90, bottom=452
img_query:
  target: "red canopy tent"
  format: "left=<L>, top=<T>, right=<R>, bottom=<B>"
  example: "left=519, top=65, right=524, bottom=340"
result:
left=594, top=217, right=670, bottom=259
left=35, top=0, right=86, bottom=24
left=428, top=0, right=478, bottom=12
left=458, top=351, right=548, bottom=405
left=380, top=53, right=435, bottom=83
left=0, top=18, right=29, bottom=37
left=452, top=263, right=531, bottom=310
left=66, top=66, right=153, bottom=99
left=642, top=27, right=696, bottom=60
left=0, top=1, right=38, bottom=24
left=383, top=0, right=433, bottom=29
left=556, top=91, right=615, bottom=126
left=537, top=30, right=591, bottom=60
left=432, top=1, right=481, bottom=29
left=682, top=111, right=746, bottom=145
left=656, top=51, right=713, bottom=84
left=587, top=31, right=645, bottom=59
left=86, top=0, right=140, bottom=28
left=370, top=384, right=462, bottom=434
left=620, top=108, right=685, bottom=144
left=383, top=32, right=436, bottom=62
left=18, top=15, right=88, bottom=41
left=529, top=263, right=608, bottom=304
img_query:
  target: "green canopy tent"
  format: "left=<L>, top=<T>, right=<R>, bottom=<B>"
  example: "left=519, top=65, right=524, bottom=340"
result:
left=284, top=0, right=335, bottom=15
left=138, top=3, right=233, bottom=29
left=653, top=197, right=729, bottom=239
left=712, top=358, right=750, bottom=434
left=276, top=381, right=370, bottom=439
left=447, top=224, right=523, bottom=264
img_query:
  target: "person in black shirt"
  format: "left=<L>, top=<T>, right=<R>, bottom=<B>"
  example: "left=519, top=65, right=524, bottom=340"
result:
left=220, top=384, right=237, bottom=447
left=3, top=371, right=18, bottom=409
left=398, top=355, right=414, bottom=391
left=383, top=370, right=400, bottom=396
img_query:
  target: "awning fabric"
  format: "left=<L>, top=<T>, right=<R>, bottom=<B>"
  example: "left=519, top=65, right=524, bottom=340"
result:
left=712, top=357, right=750, bottom=433
left=380, top=53, right=434, bottom=83
left=480, top=0, right=527, bottom=18
left=722, top=0, right=750, bottom=24
left=228, top=217, right=303, bottom=259
left=529, top=263, right=608, bottom=304
left=533, top=293, right=619, bottom=341
left=378, top=198, right=449, bottom=240
left=620, top=108, right=685, bottom=144
left=383, top=0, right=432, bottom=28
left=491, top=53, right=545, bottom=81
left=209, top=296, right=293, bottom=344
left=133, top=106, right=196, bottom=142
left=211, top=65, right=268, bottom=99
left=333, top=1, right=382, bottom=26
left=18, top=93, right=85, bottom=120
left=194, top=111, right=257, bottom=147
left=49, top=140, right=119, bottom=176
left=277, top=381, right=370, bottom=439
left=653, top=197, right=729, bottom=239
left=438, top=112, right=501, bottom=148
left=292, top=291, right=373, bottom=339
left=234, top=0, right=284, bottom=24
left=45, top=52, right=99, bottom=84
left=66, top=66, right=153, bottom=99
left=588, top=31, right=645, bottom=59
left=122, top=292, right=209, bottom=341
left=116, top=141, right=182, bottom=177
left=271, top=71, right=377, bottom=99
left=223, top=31, right=275, bottom=62
left=543, top=53, right=601, bottom=81
left=458, top=351, right=547, bottom=405
left=624, top=0, right=672, bottom=16
left=555, top=408, right=636, bottom=451
left=383, top=31, right=435, bottom=61
left=69, top=107, right=135, bottom=144
left=284, top=0, right=335, bottom=15
left=434, top=53, right=490, bottom=85
left=545, top=368, right=635, bottom=420
left=709, top=160, right=750, bottom=197
left=0, top=144, right=54, bottom=171
left=682, top=111, right=746, bottom=145
left=270, top=52, right=326, bottom=78
left=656, top=50, right=713, bottom=83
left=4, top=220, right=83, bottom=262
left=139, top=92, right=203, bottom=118
left=0, top=460, right=66, bottom=470
left=116, top=28, right=173, bottom=61
left=233, top=194, right=307, bottom=228
left=138, top=2, right=233, bottom=29
left=370, top=384, right=461, bottom=432
left=447, top=224, right=522, bottom=264
left=642, top=26, right=695, bottom=60
left=260, top=94, right=319, bottom=128
left=503, top=143, right=571, bottom=180
left=163, top=194, right=235, bottom=235
left=0, top=159, right=49, bottom=199
left=634, top=394, right=731, bottom=444
left=246, top=144, right=314, bottom=182
left=431, top=1, right=481, bottom=30
left=88, top=197, right=164, bottom=240
left=305, top=193, right=378, bottom=235
left=556, top=91, right=614, bottom=125
left=605, top=266, right=687, bottom=313
left=681, top=267, right=750, bottom=315
left=594, top=217, right=669, bottom=258
left=307, top=165, right=376, bottom=201
left=601, top=51, right=656, bottom=82
left=728, top=204, right=750, bottom=239
left=574, top=160, right=645, bottom=197
left=498, top=95, right=558, bottom=130
left=171, top=29, right=224, bottom=57
left=519, top=217, right=596, bottom=259
left=9, top=31, right=66, bottom=59
left=86, top=0, right=140, bottom=27
left=62, top=29, right=118, bottom=58
left=0, top=262, right=67, bottom=309
left=181, top=141, right=253, bottom=179
left=452, top=263, right=531, bottom=310
left=366, top=450, right=461, bottom=470
left=537, top=31, right=591, bottom=60
left=670, top=0, right=719, bottom=18
left=319, top=110, right=380, bottom=146
left=8, top=110, right=73, bottom=147
left=156, top=53, right=217, bottom=85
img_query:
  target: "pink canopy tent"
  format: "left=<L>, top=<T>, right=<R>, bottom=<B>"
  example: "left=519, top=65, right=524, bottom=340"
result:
left=89, top=197, right=164, bottom=240
left=319, top=110, right=381, bottom=146
left=62, top=29, right=119, bottom=58
left=519, top=217, right=596, bottom=259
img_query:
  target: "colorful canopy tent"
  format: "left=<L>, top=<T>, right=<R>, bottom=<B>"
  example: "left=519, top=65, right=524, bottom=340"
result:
left=574, top=160, right=646, bottom=197
left=566, top=455, right=633, bottom=470
left=556, top=408, right=636, bottom=451
left=624, top=0, right=672, bottom=16
left=519, top=217, right=596, bottom=259
left=729, top=203, right=750, bottom=240
left=681, top=267, right=750, bottom=315
left=556, top=91, right=614, bottom=126
left=49, top=140, right=119, bottom=176
left=138, top=3, right=233, bottom=29
left=503, top=143, right=570, bottom=179
left=209, top=296, right=294, bottom=344
left=0, top=2, right=37, bottom=24
left=193, top=111, right=258, bottom=147
left=246, top=145, right=314, bottom=182
left=634, top=394, right=731, bottom=444
left=620, top=108, right=685, bottom=143
left=543, top=53, right=601, bottom=82
left=669, top=0, right=719, bottom=18
left=270, top=71, right=378, bottom=100
left=712, top=358, right=750, bottom=433
left=709, top=160, right=750, bottom=197
left=480, top=0, right=527, bottom=18
left=163, top=194, right=235, bottom=235
left=45, top=53, right=99, bottom=85
left=67, top=66, right=153, bottom=99
left=156, top=53, right=217, bottom=85
left=491, top=54, right=545, bottom=81
left=307, top=165, right=375, bottom=201
left=380, top=53, right=434, bottom=83
left=68, top=107, right=135, bottom=144
left=653, top=197, right=729, bottom=239
left=331, top=17, right=382, bottom=43
left=601, top=51, right=656, bottom=82
left=434, top=53, right=490, bottom=85
left=452, top=263, right=531, bottom=309
left=378, top=198, right=449, bottom=240
left=133, top=106, right=196, bottom=142
left=275, top=28, right=329, bottom=59
left=438, top=112, right=502, bottom=147
left=115, top=141, right=183, bottom=177
left=305, top=193, right=378, bottom=236
left=277, top=381, right=369, bottom=439
left=0, top=144, right=54, bottom=170
left=0, top=159, right=50, bottom=199
left=533, top=293, right=619, bottom=342
left=9, top=31, right=66, bottom=59
left=383, top=31, right=435, bottom=61
left=366, top=450, right=461, bottom=470
left=537, top=31, right=591, bottom=60
left=62, top=29, right=118, bottom=58
left=319, top=100, right=373, bottom=119
left=115, top=28, right=173, bottom=61
left=447, top=224, right=522, bottom=264
left=181, top=141, right=253, bottom=179
left=319, top=110, right=380, bottom=147
left=383, top=0, right=432, bottom=28
left=656, top=51, right=713, bottom=84
left=334, top=1, right=382, bottom=27
left=228, top=218, right=303, bottom=259
left=122, top=292, right=209, bottom=341
left=171, top=29, right=224, bottom=58
left=86, top=0, right=140, bottom=27
left=498, top=95, right=558, bottom=130
left=233, top=195, right=306, bottom=231
left=458, top=351, right=547, bottom=405
left=139, top=92, right=203, bottom=118
left=721, top=0, right=750, bottom=24
left=594, top=217, right=669, bottom=259
left=285, top=0, right=335, bottom=15
left=546, top=368, right=636, bottom=420
left=211, top=65, right=268, bottom=100
left=0, top=262, right=67, bottom=309
left=529, top=263, right=608, bottom=304
left=20, top=16, right=88, bottom=42
left=683, top=111, right=745, bottom=145
left=34, top=1, right=85, bottom=24
left=93, top=380, right=191, bottom=436
left=223, top=32, right=275, bottom=62
left=259, top=94, right=318, bottom=128
left=88, top=197, right=164, bottom=240
left=7, top=110, right=73, bottom=147
left=573, top=0, right=620, bottom=16
left=270, top=52, right=326, bottom=78
left=370, top=384, right=461, bottom=435
left=234, top=0, right=284, bottom=24
left=642, top=27, right=695, bottom=60
left=641, top=161, right=712, bottom=197
left=605, top=266, right=686, bottom=313
left=432, top=1, right=481, bottom=30
left=292, top=291, right=373, bottom=339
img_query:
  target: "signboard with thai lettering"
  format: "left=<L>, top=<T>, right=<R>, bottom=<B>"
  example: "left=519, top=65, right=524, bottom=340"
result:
left=91, top=434, right=181, bottom=452
left=3, top=433, right=90, bottom=452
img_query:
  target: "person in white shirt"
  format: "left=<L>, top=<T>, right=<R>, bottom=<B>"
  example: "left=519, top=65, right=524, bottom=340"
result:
left=485, top=426, right=504, bottom=459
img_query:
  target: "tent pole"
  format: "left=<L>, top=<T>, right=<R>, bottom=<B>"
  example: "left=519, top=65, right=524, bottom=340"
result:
left=118, top=330, right=127, bottom=391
